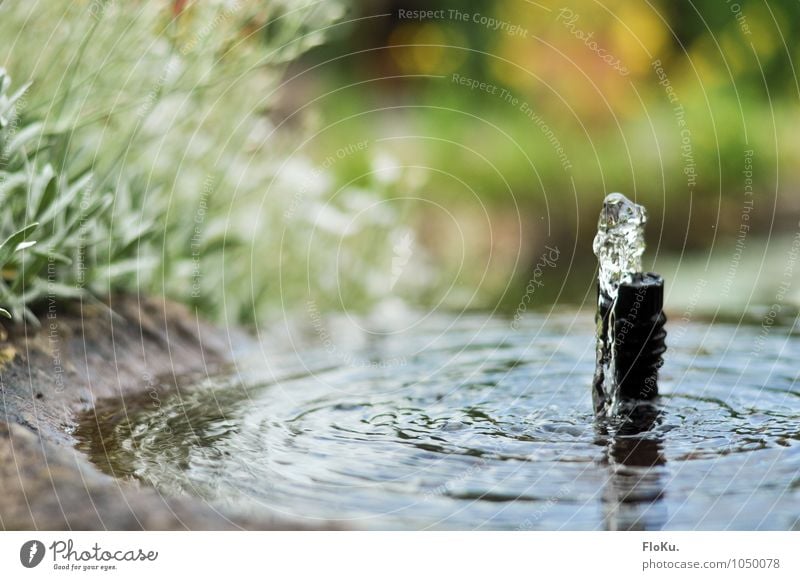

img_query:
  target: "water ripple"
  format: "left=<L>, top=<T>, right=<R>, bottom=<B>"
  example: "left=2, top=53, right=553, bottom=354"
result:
left=76, top=314, right=800, bottom=530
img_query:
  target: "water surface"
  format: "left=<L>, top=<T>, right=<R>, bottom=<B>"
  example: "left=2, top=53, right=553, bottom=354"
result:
left=76, top=313, right=800, bottom=530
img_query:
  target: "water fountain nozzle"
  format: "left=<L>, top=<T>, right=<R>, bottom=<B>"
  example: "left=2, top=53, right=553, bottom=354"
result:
left=592, top=194, right=667, bottom=415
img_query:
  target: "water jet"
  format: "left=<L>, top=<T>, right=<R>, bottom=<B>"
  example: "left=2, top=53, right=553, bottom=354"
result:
left=592, top=193, right=667, bottom=415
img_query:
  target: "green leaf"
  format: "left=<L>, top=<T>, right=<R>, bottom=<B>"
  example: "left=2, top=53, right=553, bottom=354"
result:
left=60, top=192, right=111, bottom=235
left=0, top=172, right=28, bottom=200
left=4, top=122, right=42, bottom=158
left=0, top=222, right=38, bottom=253
left=95, top=256, right=159, bottom=281
left=38, top=173, right=91, bottom=224
left=7, top=80, right=32, bottom=106
left=35, top=171, right=59, bottom=218
left=112, top=220, right=158, bottom=260
left=201, top=234, right=245, bottom=255
left=64, top=171, right=94, bottom=203
left=0, top=80, right=32, bottom=119
left=32, top=248, right=72, bottom=264
left=14, top=240, right=36, bottom=251
left=40, top=280, right=84, bottom=299
left=28, top=164, right=55, bottom=220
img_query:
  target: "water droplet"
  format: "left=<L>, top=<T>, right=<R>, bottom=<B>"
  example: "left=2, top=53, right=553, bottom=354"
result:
left=592, top=192, right=647, bottom=300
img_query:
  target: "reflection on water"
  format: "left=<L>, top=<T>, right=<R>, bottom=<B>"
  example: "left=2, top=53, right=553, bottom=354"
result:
left=76, top=314, right=800, bottom=530
left=599, top=405, right=666, bottom=531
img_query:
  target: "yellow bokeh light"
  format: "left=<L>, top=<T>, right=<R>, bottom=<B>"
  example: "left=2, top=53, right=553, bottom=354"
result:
left=611, top=3, right=668, bottom=76
left=389, top=23, right=466, bottom=75
left=745, top=4, right=780, bottom=61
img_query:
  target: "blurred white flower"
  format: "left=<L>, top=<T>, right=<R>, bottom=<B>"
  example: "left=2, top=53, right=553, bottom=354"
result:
left=278, top=158, right=332, bottom=198
left=306, top=201, right=359, bottom=237
left=371, top=151, right=402, bottom=184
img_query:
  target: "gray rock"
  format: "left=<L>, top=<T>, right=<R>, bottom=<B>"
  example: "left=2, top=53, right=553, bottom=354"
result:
left=0, top=295, right=327, bottom=530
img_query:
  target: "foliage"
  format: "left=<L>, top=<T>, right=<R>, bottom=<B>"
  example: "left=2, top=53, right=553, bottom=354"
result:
left=0, top=1, right=419, bottom=325
left=0, top=70, right=113, bottom=323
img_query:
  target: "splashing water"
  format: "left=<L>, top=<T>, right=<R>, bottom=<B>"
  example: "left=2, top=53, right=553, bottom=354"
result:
left=591, top=193, right=658, bottom=415
left=592, top=193, right=647, bottom=300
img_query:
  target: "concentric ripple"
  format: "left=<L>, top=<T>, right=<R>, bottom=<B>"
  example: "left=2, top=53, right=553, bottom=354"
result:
left=76, top=313, right=800, bottom=530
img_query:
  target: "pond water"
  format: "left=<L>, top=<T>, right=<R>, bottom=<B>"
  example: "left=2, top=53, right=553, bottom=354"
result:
left=76, top=313, right=800, bottom=530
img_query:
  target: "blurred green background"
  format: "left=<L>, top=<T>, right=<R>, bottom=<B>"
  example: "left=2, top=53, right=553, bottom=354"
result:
left=0, top=0, right=797, bottom=326
left=293, top=0, right=800, bottom=316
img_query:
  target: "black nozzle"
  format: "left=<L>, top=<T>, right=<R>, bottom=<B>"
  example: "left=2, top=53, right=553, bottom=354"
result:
left=593, top=273, right=667, bottom=413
